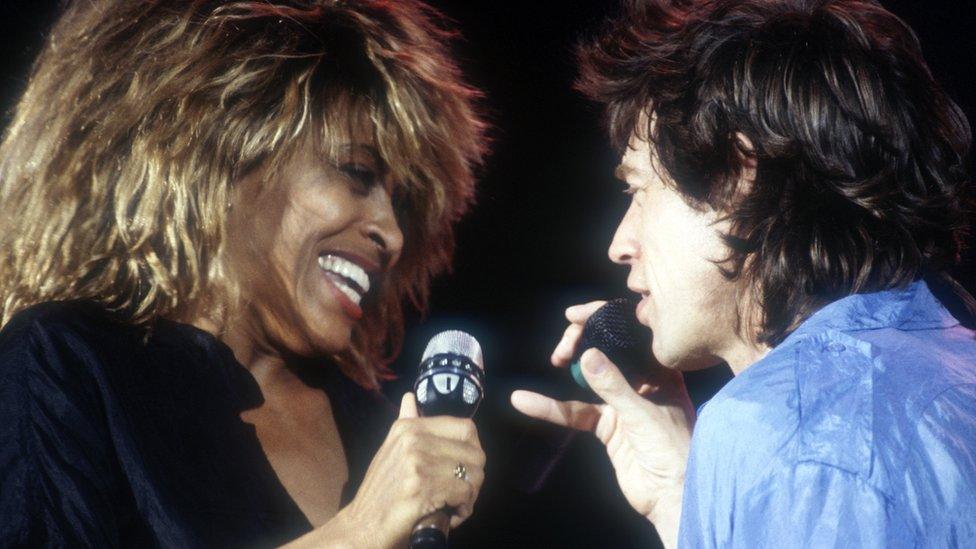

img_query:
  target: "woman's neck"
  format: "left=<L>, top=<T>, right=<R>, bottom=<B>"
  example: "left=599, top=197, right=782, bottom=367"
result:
left=188, top=312, right=309, bottom=398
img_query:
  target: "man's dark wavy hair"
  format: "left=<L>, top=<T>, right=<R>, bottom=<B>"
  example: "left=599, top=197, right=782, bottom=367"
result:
left=578, top=0, right=974, bottom=345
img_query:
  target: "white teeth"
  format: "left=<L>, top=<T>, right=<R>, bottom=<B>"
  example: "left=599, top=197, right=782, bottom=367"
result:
left=317, top=254, right=371, bottom=297
left=330, top=276, right=362, bottom=305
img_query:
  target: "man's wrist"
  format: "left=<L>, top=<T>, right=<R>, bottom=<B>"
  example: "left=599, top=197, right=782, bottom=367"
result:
left=647, top=484, right=684, bottom=549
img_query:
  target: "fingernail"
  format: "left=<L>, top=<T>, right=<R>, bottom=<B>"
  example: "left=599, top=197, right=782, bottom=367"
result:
left=585, top=357, right=606, bottom=376
left=570, top=360, right=591, bottom=390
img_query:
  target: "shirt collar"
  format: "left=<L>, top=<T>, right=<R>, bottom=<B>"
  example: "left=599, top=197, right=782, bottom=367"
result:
left=782, top=279, right=959, bottom=346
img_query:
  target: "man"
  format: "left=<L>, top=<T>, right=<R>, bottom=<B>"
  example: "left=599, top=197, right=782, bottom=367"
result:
left=512, top=0, right=976, bottom=546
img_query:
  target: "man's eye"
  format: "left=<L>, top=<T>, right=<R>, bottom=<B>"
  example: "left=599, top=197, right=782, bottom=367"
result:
left=339, top=163, right=378, bottom=194
left=623, top=185, right=643, bottom=201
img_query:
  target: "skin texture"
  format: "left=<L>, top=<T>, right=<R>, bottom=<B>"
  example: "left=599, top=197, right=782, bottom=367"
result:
left=222, top=137, right=403, bottom=358
left=610, top=133, right=768, bottom=374
left=195, top=133, right=485, bottom=548
left=512, top=132, right=768, bottom=548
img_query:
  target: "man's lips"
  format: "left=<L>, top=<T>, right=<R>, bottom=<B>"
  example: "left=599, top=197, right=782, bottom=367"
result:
left=635, top=293, right=652, bottom=327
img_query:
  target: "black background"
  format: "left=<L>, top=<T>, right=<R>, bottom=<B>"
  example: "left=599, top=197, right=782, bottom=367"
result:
left=2, top=1, right=974, bottom=547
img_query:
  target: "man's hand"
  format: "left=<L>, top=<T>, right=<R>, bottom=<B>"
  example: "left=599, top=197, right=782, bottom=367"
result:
left=510, top=302, right=694, bottom=548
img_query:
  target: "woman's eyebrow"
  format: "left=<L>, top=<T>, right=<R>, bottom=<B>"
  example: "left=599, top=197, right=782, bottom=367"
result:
left=338, top=143, right=382, bottom=162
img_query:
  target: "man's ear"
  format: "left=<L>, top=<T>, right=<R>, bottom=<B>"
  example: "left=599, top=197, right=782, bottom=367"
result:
left=734, top=132, right=757, bottom=175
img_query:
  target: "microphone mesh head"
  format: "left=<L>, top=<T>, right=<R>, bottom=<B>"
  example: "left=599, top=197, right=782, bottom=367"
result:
left=421, top=330, right=484, bottom=370
left=579, top=298, right=650, bottom=375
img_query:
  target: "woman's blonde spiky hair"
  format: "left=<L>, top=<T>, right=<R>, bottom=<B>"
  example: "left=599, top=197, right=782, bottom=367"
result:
left=0, top=0, right=488, bottom=389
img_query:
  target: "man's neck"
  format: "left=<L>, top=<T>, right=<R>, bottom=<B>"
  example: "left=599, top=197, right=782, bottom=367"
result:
left=721, top=335, right=771, bottom=376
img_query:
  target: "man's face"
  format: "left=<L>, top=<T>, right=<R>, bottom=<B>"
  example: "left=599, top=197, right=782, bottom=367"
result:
left=609, top=133, right=741, bottom=370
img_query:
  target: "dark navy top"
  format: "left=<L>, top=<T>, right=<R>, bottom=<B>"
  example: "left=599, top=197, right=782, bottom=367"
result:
left=0, top=301, right=393, bottom=548
left=679, top=281, right=976, bottom=547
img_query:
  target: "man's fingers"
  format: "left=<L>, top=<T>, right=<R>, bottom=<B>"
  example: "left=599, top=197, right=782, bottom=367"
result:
left=565, top=300, right=606, bottom=324
left=510, top=390, right=602, bottom=431
left=551, top=323, right=583, bottom=366
left=579, top=349, right=645, bottom=412
left=551, top=301, right=609, bottom=366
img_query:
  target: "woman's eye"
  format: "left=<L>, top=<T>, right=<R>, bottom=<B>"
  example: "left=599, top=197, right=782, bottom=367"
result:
left=339, top=163, right=378, bottom=194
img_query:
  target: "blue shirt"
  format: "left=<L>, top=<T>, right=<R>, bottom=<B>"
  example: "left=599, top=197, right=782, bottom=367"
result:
left=678, top=281, right=976, bottom=547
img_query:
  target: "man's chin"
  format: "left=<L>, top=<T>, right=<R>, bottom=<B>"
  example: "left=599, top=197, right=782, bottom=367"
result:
left=654, top=342, right=721, bottom=372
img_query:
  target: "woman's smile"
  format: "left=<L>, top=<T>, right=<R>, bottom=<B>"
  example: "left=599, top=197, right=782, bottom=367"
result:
left=316, top=253, right=377, bottom=320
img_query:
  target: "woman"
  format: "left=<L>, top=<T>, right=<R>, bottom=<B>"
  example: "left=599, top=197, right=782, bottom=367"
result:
left=0, top=1, right=488, bottom=547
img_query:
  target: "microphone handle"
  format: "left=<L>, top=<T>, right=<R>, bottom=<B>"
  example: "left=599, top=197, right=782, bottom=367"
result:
left=409, top=510, right=451, bottom=549
left=410, top=349, right=484, bottom=549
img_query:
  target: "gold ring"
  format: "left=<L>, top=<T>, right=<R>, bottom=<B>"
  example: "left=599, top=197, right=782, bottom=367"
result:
left=453, top=462, right=468, bottom=481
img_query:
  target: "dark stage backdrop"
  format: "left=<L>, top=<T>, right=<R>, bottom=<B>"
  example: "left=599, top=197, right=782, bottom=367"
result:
left=2, top=1, right=974, bottom=548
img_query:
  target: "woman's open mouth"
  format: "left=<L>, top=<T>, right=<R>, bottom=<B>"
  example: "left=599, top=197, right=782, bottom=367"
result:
left=318, top=254, right=372, bottom=319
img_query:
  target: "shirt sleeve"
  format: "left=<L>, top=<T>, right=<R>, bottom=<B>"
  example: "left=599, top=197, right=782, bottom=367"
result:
left=680, top=459, right=899, bottom=548
left=906, top=383, right=976, bottom=543
left=0, top=315, right=123, bottom=547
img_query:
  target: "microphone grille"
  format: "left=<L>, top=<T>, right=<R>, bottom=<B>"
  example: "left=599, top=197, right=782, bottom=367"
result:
left=421, top=330, right=484, bottom=370
left=580, top=298, right=650, bottom=367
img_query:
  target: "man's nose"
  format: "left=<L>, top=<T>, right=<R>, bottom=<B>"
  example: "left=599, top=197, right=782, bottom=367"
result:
left=608, top=200, right=640, bottom=265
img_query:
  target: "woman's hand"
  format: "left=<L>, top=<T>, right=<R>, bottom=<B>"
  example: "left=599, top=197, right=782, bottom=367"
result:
left=510, top=301, right=694, bottom=548
left=327, top=393, right=486, bottom=548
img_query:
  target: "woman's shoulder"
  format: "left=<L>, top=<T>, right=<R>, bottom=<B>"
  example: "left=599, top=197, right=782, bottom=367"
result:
left=0, top=301, right=155, bottom=440
left=1, top=299, right=130, bottom=346
left=0, top=301, right=143, bottom=546
left=0, top=300, right=130, bottom=378
left=0, top=300, right=240, bottom=400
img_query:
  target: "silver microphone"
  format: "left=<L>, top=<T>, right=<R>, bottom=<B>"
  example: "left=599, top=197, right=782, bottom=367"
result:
left=409, top=330, right=485, bottom=549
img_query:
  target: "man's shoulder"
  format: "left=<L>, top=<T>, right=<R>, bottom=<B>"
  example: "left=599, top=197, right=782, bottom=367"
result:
left=696, top=322, right=976, bottom=486
left=693, top=329, right=875, bottom=467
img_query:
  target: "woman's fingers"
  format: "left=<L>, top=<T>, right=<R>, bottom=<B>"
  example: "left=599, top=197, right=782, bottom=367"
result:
left=390, top=414, right=484, bottom=500
left=399, top=392, right=419, bottom=419
left=409, top=441, right=484, bottom=528
left=413, top=436, right=486, bottom=471
left=510, top=390, right=602, bottom=431
left=448, top=470, right=482, bottom=529
left=392, top=415, right=479, bottom=444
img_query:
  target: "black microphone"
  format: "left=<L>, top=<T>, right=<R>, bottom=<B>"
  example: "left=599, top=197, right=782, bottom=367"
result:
left=569, top=297, right=651, bottom=395
left=409, top=330, right=485, bottom=549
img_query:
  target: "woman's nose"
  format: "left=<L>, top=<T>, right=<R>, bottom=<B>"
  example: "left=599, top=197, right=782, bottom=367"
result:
left=363, top=188, right=404, bottom=265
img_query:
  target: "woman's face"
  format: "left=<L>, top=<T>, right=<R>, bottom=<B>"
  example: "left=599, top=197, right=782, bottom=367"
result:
left=227, top=133, right=404, bottom=358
